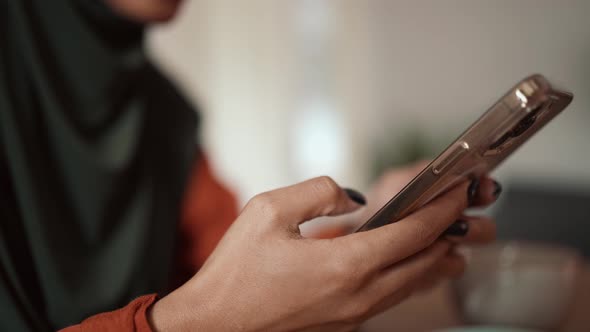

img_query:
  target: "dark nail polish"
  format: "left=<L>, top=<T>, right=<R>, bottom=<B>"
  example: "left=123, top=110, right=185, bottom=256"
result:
left=493, top=181, right=502, bottom=199
left=344, top=188, right=367, bottom=205
left=444, top=220, right=469, bottom=236
left=467, top=179, right=480, bottom=205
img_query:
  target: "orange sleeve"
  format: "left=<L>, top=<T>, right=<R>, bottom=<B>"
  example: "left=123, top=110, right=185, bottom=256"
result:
left=59, top=295, right=157, bottom=332
left=58, top=154, right=238, bottom=332
left=172, top=153, right=238, bottom=286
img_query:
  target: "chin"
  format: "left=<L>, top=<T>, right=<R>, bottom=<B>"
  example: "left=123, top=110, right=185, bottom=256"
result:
left=105, top=0, right=184, bottom=23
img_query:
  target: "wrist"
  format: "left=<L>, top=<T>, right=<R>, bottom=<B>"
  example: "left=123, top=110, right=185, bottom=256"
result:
left=147, top=285, right=200, bottom=331
left=147, top=282, right=236, bottom=332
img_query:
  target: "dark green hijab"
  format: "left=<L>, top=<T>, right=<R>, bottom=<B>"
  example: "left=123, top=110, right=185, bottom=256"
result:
left=0, top=0, right=199, bottom=330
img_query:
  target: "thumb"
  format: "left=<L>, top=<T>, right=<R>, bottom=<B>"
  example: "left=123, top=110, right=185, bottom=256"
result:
left=245, top=176, right=366, bottom=229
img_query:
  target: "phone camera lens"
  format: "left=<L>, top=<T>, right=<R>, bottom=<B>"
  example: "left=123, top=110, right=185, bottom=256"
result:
left=510, top=114, right=536, bottom=136
left=488, top=133, right=510, bottom=150
left=487, top=102, right=546, bottom=153
left=509, top=103, right=543, bottom=137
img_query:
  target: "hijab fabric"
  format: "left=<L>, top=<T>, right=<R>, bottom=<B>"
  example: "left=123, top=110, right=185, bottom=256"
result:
left=0, top=0, right=199, bottom=329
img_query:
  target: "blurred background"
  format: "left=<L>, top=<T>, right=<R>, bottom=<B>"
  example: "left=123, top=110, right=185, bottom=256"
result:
left=146, top=1, right=590, bottom=330
left=148, top=0, right=590, bottom=200
left=148, top=0, right=590, bottom=251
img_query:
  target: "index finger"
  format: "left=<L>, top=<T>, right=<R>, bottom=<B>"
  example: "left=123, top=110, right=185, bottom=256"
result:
left=244, top=176, right=364, bottom=230
left=337, top=180, right=473, bottom=270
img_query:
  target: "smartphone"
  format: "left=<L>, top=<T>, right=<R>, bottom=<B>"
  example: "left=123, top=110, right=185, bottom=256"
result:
left=355, top=74, right=573, bottom=232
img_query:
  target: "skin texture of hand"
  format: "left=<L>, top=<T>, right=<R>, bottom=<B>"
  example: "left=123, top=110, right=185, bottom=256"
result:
left=149, top=173, right=498, bottom=332
left=303, top=161, right=498, bottom=297
left=363, top=161, right=498, bottom=292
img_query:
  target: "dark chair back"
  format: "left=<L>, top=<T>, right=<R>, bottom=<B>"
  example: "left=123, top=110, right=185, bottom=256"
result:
left=493, top=182, right=590, bottom=258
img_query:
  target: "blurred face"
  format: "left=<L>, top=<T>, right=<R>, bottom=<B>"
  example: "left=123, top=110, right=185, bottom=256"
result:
left=105, top=0, right=184, bottom=23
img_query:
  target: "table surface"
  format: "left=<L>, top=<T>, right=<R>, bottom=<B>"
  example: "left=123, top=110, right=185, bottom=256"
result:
left=361, top=264, right=590, bottom=332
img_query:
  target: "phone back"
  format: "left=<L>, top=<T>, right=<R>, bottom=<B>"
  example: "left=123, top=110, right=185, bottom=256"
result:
left=356, top=74, right=573, bottom=232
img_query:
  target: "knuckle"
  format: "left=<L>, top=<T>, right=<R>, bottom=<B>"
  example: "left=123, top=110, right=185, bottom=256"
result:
left=246, top=193, right=281, bottom=221
left=330, top=256, right=355, bottom=280
left=326, top=254, right=362, bottom=292
left=314, top=176, right=342, bottom=201
left=346, top=240, right=371, bottom=275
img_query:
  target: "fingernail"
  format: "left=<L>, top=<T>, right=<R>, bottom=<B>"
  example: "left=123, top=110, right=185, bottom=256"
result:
left=344, top=188, right=367, bottom=205
left=493, top=180, right=502, bottom=199
left=467, top=179, right=480, bottom=205
left=444, top=220, right=469, bottom=236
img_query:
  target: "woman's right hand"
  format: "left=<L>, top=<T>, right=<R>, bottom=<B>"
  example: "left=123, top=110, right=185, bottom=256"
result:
left=149, top=176, right=496, bottom=332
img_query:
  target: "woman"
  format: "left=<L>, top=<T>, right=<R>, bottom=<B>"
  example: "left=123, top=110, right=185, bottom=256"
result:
left=0, top=0, right=500, bottom=331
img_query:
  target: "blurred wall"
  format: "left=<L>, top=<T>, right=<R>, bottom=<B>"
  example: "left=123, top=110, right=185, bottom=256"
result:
left=148, top=0, right=590, bottom=203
